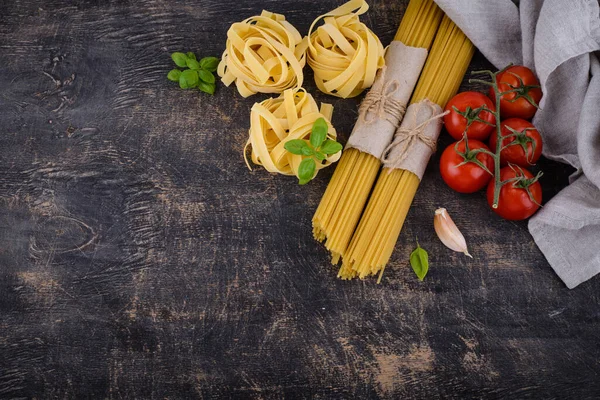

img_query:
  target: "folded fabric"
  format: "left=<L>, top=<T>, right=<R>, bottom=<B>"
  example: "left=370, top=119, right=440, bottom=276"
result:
left=434, top=0, right=600, bottom=288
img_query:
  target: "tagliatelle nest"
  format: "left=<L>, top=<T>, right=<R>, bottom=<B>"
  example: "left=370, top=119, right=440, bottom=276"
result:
left=218, top=11, right=309, bottom=98
left=245, top=88, right=340, bottom=180
left=307, top=0, right=385, bottom=98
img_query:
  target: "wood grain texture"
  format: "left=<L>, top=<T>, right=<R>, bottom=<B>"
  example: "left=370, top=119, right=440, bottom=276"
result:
left=1, top=0, right=599, bottom=398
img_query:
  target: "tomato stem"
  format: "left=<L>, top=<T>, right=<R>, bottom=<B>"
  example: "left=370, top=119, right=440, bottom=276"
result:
left=492, top=71, right=504, bottom=208
left=502, top=126, right=538, bottom=164
left=468, top=64, right=541, bottom=210
left=453, top=139, right=494, bottom=176
left=454, top=105, right=495, bottom=127
left=504, top=71, right=542, bottom=110
left=469, top=67, right=505, bottom=208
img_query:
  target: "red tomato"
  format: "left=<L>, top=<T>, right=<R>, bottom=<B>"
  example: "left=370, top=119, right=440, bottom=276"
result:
left=487, top=166, right=542, bottom=220
left=489, top=118, right=543, bottom=167
left=444, top=91, right=496, bottom=141
left=489, top=66, right=542, bottom=120
left=440, top=140, right=495, bottom=193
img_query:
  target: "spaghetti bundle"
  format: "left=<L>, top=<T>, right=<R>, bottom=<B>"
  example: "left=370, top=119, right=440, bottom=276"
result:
left=307, top=0, right=385, bottom=98
left=245, top=88, right=340, bottom=180
left=218, top=11, right=308, bottom=97
left=340, top=16, right=475, bottom=281
left=313, top=0, right=444, bottom=265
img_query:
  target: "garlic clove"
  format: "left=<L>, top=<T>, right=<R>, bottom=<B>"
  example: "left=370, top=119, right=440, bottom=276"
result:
left=433, top=208, right=472, bottom=258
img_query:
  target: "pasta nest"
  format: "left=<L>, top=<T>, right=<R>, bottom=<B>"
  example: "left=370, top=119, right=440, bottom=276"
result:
left=218, top=11, right=309, bottom=98
left=307, top=0, right=385, bottom=98
left=245, top=88, right=340, bottom=180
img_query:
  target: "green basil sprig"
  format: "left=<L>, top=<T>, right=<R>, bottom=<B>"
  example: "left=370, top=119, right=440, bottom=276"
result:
left=284, top=118, right=342, bottom=185
left=167, top=52, right=220, bottom=95
left=410, top=239, right=429, bottom=281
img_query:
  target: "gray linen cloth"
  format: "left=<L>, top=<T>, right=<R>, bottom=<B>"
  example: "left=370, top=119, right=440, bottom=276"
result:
left=434, top=0, right=600, bottom=288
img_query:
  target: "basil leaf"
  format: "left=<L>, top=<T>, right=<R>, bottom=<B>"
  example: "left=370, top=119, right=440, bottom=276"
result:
left=314, top=151, right=326, bottom=161
left=186, top=52, right=197, bottom=61
left=179, top=69, right=198, bottom=89
left=301, top=146, right=314, bottom=156
left=171, top=52, right=188, bottom=68
left=198, top=69, right=215, bottom=84
left=410, top=243, right=429, bottom=281
left=310, top=118, right=328, bottom=148
left=198, top=81, right=215, bottom=95
left=200, top=56, right=220, bottom=72
left=319, top=139, right=342, bottom=155
left=284, top=139, right=308, bottom=155
left=167, top=69, right=181, bottom=82
left=187, top=58, right=200, bottom=70
left=298, top=158, right=316, bottom=185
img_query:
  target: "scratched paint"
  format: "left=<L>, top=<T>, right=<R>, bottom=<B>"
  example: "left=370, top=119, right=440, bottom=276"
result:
left=0, top=0, right=599, bottom=398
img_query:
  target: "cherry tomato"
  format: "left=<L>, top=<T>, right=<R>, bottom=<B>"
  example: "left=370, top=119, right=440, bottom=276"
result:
left=487, top=166, right=542, bottom=220
left=489, top=118, right=543, bottom=167
left=440, top=140, right=495, bottom=193
left=489, top=65, right=542, bottom=120
left=444, top=91, right=496, bottom=141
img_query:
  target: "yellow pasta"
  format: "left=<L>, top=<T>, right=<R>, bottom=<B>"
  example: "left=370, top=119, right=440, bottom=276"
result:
left=307, top=0, right=385, bottom=98
left=218, top=11, right=308, bottom=98
left=245, top=88, right=340, bottom=180
left=312, top=0, right=444, bottom=265
left=340, top=16, right=475, bottom=281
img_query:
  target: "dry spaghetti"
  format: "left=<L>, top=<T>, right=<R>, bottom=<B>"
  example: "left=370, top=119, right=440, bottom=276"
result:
left=340, top=16, right=475, bottom=281
left=313, top=0, right=444, bottom=265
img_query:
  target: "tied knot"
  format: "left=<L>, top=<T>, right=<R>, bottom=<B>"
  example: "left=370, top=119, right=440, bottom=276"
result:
left=358, top=67, right=406, bottom=127
left=381, top=102, right=449, bottom=167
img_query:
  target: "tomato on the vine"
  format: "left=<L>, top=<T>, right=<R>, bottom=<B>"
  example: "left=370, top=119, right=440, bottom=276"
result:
left=489, top=118, right=543, bottom=167
left=440, top=140, right=494, bottom=193
left=444, top=91, right=496, bottom=141
left=487, top=166, right=542, bottom=220
left=489, top=65, right=542, bottom=120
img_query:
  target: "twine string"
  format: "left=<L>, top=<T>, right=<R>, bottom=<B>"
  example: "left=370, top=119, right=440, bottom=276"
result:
left=358, top=67, right=406, bottom=127
left=382, top=102, right=449, bottom=167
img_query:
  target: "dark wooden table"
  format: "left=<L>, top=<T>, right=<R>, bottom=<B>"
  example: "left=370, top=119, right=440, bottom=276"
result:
left=1, top=0, right=599, bottom=398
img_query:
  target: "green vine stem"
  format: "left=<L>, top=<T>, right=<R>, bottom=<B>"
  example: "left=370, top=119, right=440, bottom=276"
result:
left=465, top=64, right=542, bottom=208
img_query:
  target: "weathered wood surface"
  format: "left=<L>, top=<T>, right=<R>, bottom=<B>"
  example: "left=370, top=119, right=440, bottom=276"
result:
left=1, top=0, right=599, bottom=398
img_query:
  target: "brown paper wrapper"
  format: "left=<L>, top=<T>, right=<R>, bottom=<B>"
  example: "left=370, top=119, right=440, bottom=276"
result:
left=383, top=100, right=444, bottom=180
left=345, top=41, right=428, bottom=159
